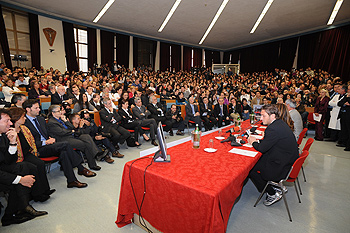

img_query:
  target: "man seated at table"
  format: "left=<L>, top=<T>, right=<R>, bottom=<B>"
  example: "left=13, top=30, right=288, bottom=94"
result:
left=166, top=104, right=185, bottom=135
left=214, top=97, right=230, bottom=128
left=248, top=104, right=299, bottom=206
left=185, top=96, right=203, bottom=130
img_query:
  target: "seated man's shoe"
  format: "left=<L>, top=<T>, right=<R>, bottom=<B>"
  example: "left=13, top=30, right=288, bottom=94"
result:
left=151, top=140, right=158, bottom=146
left=176, top=131, right=185, bottom=136
left=89, top=165, right=101, bottom=171
left=33, top=194, right=50, bottom=202
left=336, top=144, right=346, bottom=147
left=78, top=167, right=97, bottom=177
left=104, top=155, right=114, bottom=163
left=45, top=189, right=56, bottom=196
left=1, top=213, right=35, bottom=226
left=169, top=130, right=174, bottom=136
left=112, top=151, right=124, bottom=158
left=263, top=192, right=282, bottom=206
left=95, top=150, right=109, bottom=161
left=344, top=148, right=350, bottom=151
left=67, top=180, right=88, bottom=188
left=24, top=205, right=48, bottom=217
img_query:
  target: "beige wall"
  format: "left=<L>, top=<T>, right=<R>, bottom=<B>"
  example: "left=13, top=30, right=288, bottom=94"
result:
left=38, top=15, right=66, bottom=72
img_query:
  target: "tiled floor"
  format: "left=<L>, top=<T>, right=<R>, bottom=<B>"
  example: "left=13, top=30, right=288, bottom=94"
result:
left=1, top=130, right=349, bottom=233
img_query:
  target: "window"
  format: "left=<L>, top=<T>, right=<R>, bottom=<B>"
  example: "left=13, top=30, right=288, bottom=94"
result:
left=191, top=49, right=194, bottom=68
left=203, top=50, right=206, bottom=68
left=74, top=27, right=88, bottom=72
left=229, top=54, right=232, bottom=64
left=114, top=35, right=117, bottom=61
left=169, top=45, right=172, bottom=70
left=2, top=8, right=31, bottom=68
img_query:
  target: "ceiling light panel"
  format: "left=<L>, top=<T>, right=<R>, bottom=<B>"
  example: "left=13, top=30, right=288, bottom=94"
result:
left=199, top=0, right=230, bottom=45
left=327, top=0, right=343, bottom=25
left=93, top=0, right=116, bottom=23
left=250, top=0, right=274, bottom=34
left=158, top=0, right=182, bottom=32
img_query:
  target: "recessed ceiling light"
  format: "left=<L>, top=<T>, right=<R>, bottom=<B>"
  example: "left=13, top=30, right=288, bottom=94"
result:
left=158, top=0, right=182, bottom=32
left=327, top=0, right=343, bottom=25
left=93, top=0, right=115, bottom=23
left=250, top=0, right=274, bottom=34
left=199, top=0, right=229, bottom=45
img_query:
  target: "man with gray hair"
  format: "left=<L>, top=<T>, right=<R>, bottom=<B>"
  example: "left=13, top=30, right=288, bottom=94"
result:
left=285, top=99, right=303, bottom=140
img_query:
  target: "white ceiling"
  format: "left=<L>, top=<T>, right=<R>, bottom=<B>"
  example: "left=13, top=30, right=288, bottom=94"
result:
left=2, top=0, right=350, bottom=51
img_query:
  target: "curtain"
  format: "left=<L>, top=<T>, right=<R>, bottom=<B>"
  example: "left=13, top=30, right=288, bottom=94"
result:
left=0, top=5, right=12, bottom=70
left=87, top=27, right=97, bottom=70
left=183, top=46, right=192, bottom=71
left=62, top=21, right=78, bottom=72
left=152, top=40, right=157, bottom=69
left=223, top=52, right=230, bottom=64
left=277, top=37, right=298, bottom=70
left=193, top=47, right=202, bottom=68
left=205, top=50, right=213, bottom=68
left=133, top=37, right=138, bottom=68
left=116, top=33, right=129, bottom=68
left=160, top=42, right=170, bottom=71
left=171, top=44, right=181, bottom=72
left=100, top=30, right=114, bottom=69
left=28, top=13, right=40, bottom=69
left=213, top=51, right=220, bottom=64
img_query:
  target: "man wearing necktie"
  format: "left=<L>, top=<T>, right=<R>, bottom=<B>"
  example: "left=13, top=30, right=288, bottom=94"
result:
left=214, top=97, right=230, bottom=128
left=185, top=96, right=202, bottom=130
left=23, top=99, right=94, bottom=188
left=200, top=97, right=217, bottom=131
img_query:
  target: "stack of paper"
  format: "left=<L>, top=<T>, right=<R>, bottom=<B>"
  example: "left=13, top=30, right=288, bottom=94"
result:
left=313, top=113, right=322, bottom=122
left=228, top=148, right=258, bottom=157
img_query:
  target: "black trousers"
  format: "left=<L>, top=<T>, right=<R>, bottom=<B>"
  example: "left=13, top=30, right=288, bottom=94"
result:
left=249, top=163, right=275, bottom=195
left=23, top=153, right=50, bottom=194
left=339, top=114, right=350, bottom=148
left=1, top=162, right=37, bottom=215
left=186, top=116, right=202, bottom=129
left=217, top=116, right=230, bottom=128
left=38, top=142, right=82, bottom=183
left=140, top=119, right=157, bottom=140
left=122, top=121, right=143, bottom=142
left=108, top=126, right=131, bottom=145
left=201, top=116, right=217, bottom=130
left=171, top=119, right=185, bottom=131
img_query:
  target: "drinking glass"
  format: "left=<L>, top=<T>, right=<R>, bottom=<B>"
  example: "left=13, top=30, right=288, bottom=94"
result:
left=209, top=139, right=214, bottom=149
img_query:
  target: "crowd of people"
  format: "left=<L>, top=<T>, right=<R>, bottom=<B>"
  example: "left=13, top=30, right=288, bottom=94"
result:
left=0, top=61, right=350, bottom=225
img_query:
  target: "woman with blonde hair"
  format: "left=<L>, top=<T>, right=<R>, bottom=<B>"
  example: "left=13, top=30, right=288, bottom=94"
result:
left=276, top=103, right=294, bottom=132
left=314, top=89, right=330, bottom=141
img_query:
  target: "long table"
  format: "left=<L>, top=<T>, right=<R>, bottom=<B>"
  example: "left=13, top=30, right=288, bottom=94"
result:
left=116, top=121, right=264, bottom=233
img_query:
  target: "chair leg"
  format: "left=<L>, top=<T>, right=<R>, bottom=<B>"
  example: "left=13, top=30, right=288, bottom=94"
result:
left=301, top=166, right=307, bottom=182
left=296, top=177, right=302, bottom=195
left=254, top=183, right=269, bottom=207
left=281, top=187, right=292, bottom=222
left=294, top=182, right=301, bottom=203
left=47, top=163, right=51, bottom=173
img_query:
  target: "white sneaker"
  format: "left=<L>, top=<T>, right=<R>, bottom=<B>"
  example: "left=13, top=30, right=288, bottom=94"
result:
left=263, top=192, right=282, bottom=206
left=272, top=186, right=288, bottom=195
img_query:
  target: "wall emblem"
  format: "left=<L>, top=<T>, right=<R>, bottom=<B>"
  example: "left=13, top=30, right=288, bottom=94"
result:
left=43, top=28, right=57, bottom=46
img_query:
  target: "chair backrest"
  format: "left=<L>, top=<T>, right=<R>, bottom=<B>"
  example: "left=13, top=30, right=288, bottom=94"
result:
left=297, top=128, right=308, bottom=146
left=302, top=138, right=314, bottom=152
left=287, top=151, right=309, bottom=182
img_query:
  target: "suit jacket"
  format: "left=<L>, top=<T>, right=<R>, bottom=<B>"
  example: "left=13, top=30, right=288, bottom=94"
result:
left=185, top=103, right=200, bottom=120
left=147, top=103, right=166, bottom=122
left=47, top=117, right=75, bottom=142
left=24, top=116, right=49, bottom=149
left=28, top=88, right=46, bottom=99
left=51, top=92, right=70, bottom=105
left=228, top=103, right=243, bottom=117
left=213, top=104, right=229, bottom=118
left=118, top=108, right=136, bottom=125
left=132, top=105, right=151, bottom=120
left=289, top=109, right=303, bottom=140
left=99, top=107, right=122, bottom=129
left=252, top=119, right=299, bottom=181
left=89, top=99, right=104, bottom=111
left=0, top=134, right=17, bottom=186
left=199, top=103, right=214, bottom=118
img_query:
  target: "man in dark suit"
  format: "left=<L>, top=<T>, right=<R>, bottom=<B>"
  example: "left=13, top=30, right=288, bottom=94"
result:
left=184, top=96, right=203, bottom=130
left=200, top=97, right=217, bottom=130
left=99, top=97, right=131, bottom=148
left=23, top=99, right=93, bottom=188
left=132, top=97, right=158, bottom=146
left=213, top=97, right=230, bottom=128
left=337, top=85, right=350, bottom=151
left=47, top=105, right=103, bottom=171
left=248, top=104, right=299, bottom=206
left=51, top=85, right=72, bottom=105
left=0, top=108, right=47, bottom=225
left=166, top=104, right=185, bottom=135
left=147, top=95, right=173, bottom=135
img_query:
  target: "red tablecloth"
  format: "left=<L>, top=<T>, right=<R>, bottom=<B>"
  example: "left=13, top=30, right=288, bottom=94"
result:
left=116, top=121, right=263, bottom=233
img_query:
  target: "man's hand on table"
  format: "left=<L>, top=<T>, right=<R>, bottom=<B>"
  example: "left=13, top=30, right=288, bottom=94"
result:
left=248, top=135, right=257, bottom=145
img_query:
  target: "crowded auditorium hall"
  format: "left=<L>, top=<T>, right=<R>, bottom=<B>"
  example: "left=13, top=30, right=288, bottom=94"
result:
left=0, top=0, right=349, bottom=232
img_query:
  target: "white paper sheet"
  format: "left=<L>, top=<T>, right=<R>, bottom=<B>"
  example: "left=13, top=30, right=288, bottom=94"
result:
left=228, top=148, right=258, bottom=157
left=259, top=126, right=267, bottom=129
left=313, top=113, right=322, bottom=122
left=255, top=130, right=264, bottom=134
left=243, top=144, right=253, bottom=148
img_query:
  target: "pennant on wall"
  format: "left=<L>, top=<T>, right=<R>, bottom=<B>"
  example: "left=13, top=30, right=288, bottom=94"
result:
left=43, top=27, right=56, bottom=47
